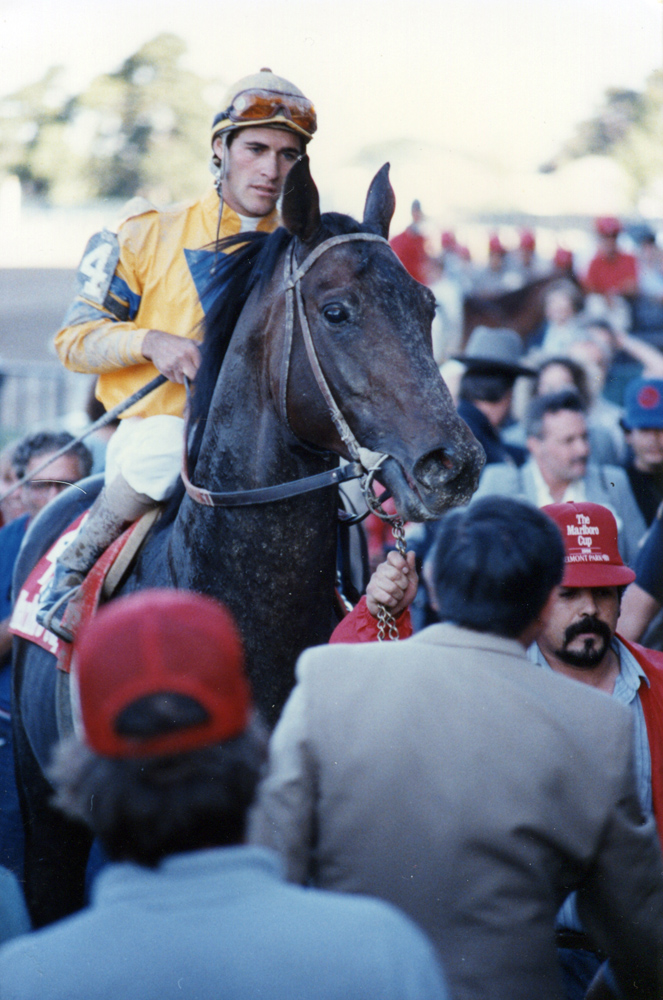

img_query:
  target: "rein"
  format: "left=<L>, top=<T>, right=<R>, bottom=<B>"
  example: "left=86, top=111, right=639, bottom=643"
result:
left=181, top=231, right=395, bottom=510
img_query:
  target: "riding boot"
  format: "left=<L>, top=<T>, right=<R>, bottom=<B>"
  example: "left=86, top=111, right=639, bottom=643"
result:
left=37, top=476, right=155, bottom=642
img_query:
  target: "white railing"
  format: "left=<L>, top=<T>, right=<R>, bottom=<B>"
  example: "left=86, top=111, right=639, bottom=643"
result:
left=0, top=361, right=93, bottom=438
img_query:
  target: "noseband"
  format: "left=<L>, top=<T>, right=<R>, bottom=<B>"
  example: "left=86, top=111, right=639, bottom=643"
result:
left=182, top=231, right=395, bottom=511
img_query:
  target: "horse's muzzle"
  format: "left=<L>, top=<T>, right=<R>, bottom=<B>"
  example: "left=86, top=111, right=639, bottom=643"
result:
left=381, top=436, right=485, bottom=521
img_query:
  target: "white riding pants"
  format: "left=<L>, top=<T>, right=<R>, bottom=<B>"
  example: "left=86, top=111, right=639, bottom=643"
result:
left=104, top=415, right=184, bottom=501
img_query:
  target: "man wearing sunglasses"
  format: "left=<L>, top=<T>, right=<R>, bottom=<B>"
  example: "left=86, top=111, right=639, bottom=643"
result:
left=38, top=70, right=316, bottom=641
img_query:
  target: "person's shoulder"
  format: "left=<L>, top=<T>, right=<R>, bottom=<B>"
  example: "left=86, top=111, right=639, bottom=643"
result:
left=115, top=194, right=198, bottom=239
left=0, top=904, right=96, bottom=996
left=592, top=463, right=636, bottom=493
left=294, top=634, right=429, bottom=695
left=0, top=513, right=29, bottom=544
left=618, top=635, right=663, bottom=678
left=115, top=196, right=160, bottom=226
left=296, top=639, right=387, bottom=678
left=601, top=462, right=630, bottom=477
left=276, top=883, right=448, bottom=996
left=474, top=460, right=524, bottom=495
left=533, top=661, right=633, bottom=733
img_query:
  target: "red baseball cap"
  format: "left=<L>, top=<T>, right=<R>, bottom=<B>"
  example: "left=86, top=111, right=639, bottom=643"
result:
left=554, top=247, right=573, bottom=270
left=542, top=503, right=635, bottom=588
left=489, top=234, right=507, bottom=255
left=595, top=216, right=621, bottom=238
left=519, top=229, right=536, bottom=251
left=73, top=590, right=251, bottom=758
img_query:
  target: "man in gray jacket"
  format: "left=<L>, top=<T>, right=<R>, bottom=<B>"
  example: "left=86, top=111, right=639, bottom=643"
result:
left=249, top=497, right=663, bottom=1000
left=473, top=388, right=646, bottom=564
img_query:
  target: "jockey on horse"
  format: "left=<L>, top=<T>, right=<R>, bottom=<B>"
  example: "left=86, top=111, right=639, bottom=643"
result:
left=38, top=69, right=317, bottom=641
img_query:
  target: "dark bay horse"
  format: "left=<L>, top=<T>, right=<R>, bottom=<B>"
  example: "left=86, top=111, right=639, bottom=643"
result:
left=12, top=156, right=484, bottom=926
left=462, top=270, right=581, bottom=347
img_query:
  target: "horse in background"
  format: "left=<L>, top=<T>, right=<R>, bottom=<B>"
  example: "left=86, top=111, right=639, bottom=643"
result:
left=461, top=260, right=583, bottom=348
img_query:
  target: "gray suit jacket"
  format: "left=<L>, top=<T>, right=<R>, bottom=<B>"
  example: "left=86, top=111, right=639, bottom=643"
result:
left=474, top=459, right=646, bottom=566
left=249, top=624, right=663, bottom=1000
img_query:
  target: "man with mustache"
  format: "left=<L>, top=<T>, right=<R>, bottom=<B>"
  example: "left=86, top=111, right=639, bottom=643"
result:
left=532, top=501, right=663, bottom=1000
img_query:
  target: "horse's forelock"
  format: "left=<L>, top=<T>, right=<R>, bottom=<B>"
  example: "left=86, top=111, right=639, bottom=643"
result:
left=195, top=215, right=370, bottom=420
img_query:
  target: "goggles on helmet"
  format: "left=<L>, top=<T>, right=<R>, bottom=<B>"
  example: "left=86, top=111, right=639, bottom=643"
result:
left=212, top=88, right=317, bottom=142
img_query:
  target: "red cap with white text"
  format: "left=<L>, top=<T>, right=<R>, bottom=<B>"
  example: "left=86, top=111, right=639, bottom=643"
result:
left=542, top=502, right=635, bottom=588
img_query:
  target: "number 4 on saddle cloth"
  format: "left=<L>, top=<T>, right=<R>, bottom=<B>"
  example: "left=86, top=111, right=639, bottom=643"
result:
left=10, top=509, right=159, bottom=672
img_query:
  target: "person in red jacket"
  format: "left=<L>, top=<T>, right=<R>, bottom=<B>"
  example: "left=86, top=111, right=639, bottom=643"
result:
left=389, top=200, right=431, bottom=284
left=584, top=216, right=638, bottom=299
left=331, top=547, right=416, bottom=643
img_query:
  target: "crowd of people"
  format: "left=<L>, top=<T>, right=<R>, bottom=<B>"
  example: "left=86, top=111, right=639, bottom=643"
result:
left=390, top=200, right=663, bottom=367
left=0, top=67, right=663, bottom=1000
left=386, top=200, right=663, bottom=651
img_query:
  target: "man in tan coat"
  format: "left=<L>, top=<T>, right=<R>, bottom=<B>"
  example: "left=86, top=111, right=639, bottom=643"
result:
left=249, top=496, right=663, bottom=1000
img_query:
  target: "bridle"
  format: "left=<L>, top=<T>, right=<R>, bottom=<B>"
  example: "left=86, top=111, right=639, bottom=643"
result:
left=181, top=229, right=407, bottom=640
left=181, top=231, right=397, bottom=515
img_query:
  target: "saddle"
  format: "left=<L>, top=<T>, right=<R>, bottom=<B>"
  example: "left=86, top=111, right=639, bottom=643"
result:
left=10, top=508, right=160, bottom=672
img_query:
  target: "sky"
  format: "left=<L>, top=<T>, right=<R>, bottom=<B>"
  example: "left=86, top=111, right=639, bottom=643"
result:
left=0, top=0, right=662, bottom=226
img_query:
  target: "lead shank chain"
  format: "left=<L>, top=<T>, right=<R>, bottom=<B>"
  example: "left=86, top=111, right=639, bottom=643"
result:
left=376, top=515, right=407, bottom=642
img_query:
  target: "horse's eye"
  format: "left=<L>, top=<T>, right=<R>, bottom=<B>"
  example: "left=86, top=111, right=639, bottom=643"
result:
left=322, top=304, right=349, bottom=324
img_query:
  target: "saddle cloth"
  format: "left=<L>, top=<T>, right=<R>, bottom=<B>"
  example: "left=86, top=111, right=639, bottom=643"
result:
left=10, top=510, right=159, bottom=673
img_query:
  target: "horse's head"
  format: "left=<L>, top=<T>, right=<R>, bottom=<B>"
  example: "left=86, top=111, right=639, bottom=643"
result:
left=279, top=157, right=485, bottom=521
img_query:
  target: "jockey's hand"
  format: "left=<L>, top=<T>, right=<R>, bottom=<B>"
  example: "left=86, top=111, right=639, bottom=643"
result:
left=366, top=550, right=418, bottom=619
left=142, top=330, right=201, bottom=383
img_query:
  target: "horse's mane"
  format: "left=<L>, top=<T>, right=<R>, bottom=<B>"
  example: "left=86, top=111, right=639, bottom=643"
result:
left=158, top=211, right=367, bottom=527
left=192, top=211, right=368, bottom=433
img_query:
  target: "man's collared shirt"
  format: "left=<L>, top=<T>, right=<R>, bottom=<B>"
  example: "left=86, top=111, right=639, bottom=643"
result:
left=529, top=637, right=652, bottom=931
left=530, top=461, right=587, bottom=507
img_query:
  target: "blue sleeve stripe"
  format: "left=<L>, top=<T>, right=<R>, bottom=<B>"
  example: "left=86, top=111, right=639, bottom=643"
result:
left=108, top=275, right=141, bottom=319
left=61, top=300, right=114, bottom=327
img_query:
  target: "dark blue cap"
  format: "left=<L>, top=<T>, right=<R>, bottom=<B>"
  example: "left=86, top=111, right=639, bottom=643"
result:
left=623, top=378, right=663, bottom=429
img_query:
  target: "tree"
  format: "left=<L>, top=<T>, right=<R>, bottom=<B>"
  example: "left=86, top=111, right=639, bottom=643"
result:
left=0, top=34, right=218, bottom=205
left=540, top=71, right=663, bottom=207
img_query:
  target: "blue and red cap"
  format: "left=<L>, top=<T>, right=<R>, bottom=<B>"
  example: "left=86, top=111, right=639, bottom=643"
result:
left=622, top=378, right=663, bottom=430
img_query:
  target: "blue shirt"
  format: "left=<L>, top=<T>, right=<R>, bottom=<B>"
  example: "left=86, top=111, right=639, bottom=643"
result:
left=0, top=846, right=448, bottom=1000
left=529, top=638, right=652, bottom=931
left=0, top=515, right=28, bottom=623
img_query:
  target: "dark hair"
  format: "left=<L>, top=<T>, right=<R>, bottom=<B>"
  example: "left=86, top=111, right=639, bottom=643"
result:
left=525, top=388, right=586, bottom=439
left=429, top=497, right=564, bottom=638
left=12, top=430, right=93, bottom=481
left=48, top=711, right=267, bottom=868
left=459, top=371, right=515, bottom=404
left=535, top=357, right=591, bottom=409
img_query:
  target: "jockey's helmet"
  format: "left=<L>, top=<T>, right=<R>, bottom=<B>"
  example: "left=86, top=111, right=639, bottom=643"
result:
left=211, top=68, right=317, bottom=146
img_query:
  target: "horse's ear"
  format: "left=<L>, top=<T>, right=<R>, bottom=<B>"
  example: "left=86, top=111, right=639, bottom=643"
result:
left=362, top=163, right=395, bottom=239
left=281, top=154, right=321, bottom=244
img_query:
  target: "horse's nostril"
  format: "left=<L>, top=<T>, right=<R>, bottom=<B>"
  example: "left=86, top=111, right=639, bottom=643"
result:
left=413, top=449, right=454, bottom=489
